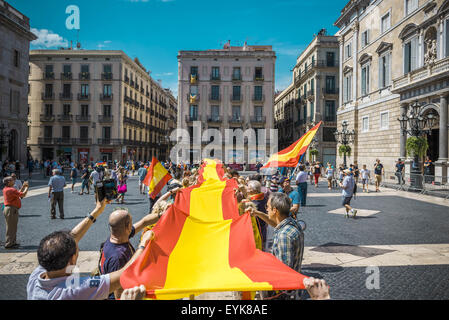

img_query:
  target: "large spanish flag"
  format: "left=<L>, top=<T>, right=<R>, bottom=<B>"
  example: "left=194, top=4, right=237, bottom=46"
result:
left=143, top=157, right=172, bottom=200
left=121, top=159, right=307, bottom=299
left=262, top=121, right=322, bottom=168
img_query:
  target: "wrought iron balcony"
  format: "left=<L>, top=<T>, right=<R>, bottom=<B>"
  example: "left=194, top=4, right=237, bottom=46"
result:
left=231, top=94, right=242, bottom=102
left=40, top=114, right=55, bottom=122
left=61, top=72, right=72, bottom=80
left=210, top=74, right=221, bottom=81
left=254, top=75, right=264, bottom=82
left=185, top=115, right=199, bottom=122
left=209, top=94, right=221, bottom=102
left=75, top=115, right=91, bottom=122
left=98, top=115, right=113, bottom=123
left=43, top=72, right=54, bottom=80
left=208, top=115, right=221, bottom=123
left=38, top=137, right=54, bottom=144
left=59, top=93, right=73, bottom=100
left=79, top=72, right=90, bottom=80
left=229, top=116, right=243, bottom=124
left=322, top=87, right=339, bottom=95
left=41, top=92, right=54, bottom=100
left=102, top=72, right=113, bottom=80
left=97, top=138, right=113, bottom=145
left=252, top=94, right=265, bottom=102
left=74, top=138, right=92, bottom=145
left=250, top=116, right=266, bottom=124
left=232, top=74, right=242, bottom=81
left=57, top=114, right=73, bottom=122
left=77, top=93, right=90, bottom=101
left=56, top=137, right=74, bottom=145
left=100, top=93, right=113, bottom=101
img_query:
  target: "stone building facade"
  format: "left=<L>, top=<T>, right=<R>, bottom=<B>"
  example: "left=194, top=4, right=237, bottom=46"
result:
left=0, top=0, right=36, bottom=163
left=177, top=43, right=275, bottom=168
left=28, top=50, right=177, bottom=163
left=335, top=0, right=449, bottom=179
left=274, top=32, right=339, bottom=166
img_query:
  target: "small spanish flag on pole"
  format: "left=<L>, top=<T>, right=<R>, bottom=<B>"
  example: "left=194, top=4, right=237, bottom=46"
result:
left=143, top=157, right=172, bottom=199
left=262, top=121, right=322, bottom=168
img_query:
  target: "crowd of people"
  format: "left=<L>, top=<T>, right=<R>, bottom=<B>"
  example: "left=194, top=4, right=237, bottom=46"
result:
left=0, top=158, right=331, bottom=300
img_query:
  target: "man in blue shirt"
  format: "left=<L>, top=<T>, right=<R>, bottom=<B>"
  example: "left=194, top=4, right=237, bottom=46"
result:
left=295, top=165, right=308, bottom=207
left=339, top=169, right=357, bottom=218
left=137, top=164, right=148, bottom=194
left=278, top=177, right=300, bottom=219
left=48, top=169, right=66, bottom=219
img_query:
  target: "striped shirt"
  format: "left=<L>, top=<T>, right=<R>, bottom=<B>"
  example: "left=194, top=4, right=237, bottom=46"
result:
left=271, top=216, right=302, bottom=271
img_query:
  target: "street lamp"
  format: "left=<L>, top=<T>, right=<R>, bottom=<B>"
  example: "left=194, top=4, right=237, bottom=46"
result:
left=333, top=120, right=356, bottom=168
left=397, top=100, right=437, bottom=177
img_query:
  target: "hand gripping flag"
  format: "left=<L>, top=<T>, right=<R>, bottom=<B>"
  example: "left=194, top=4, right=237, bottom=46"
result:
left=120, top=159, right=307, bottom=299
left=143, top=157, right=172, bottom=200
left=262, top=121, right=322, bottom=168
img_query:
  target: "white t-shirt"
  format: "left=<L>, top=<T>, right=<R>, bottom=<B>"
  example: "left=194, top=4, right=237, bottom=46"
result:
left=27, top=265, right=110, bottom=300
left=361, top=169, right=370, bottom=179
left=13, top=179, right=23, bottom=190
left=90, top=170, right=100, bottom=185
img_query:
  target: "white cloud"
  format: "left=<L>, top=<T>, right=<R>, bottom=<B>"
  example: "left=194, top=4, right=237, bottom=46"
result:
left=31, top=28, right=68, bottom=48
left=97, top=40, right=112, bottom=49
left=154, top=72, right=174, bottom=77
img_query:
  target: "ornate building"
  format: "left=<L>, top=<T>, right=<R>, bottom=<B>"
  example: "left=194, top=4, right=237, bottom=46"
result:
left=274, top=31, right=339, bottom=166
left=335, top=0, right=449, bottom=180
left=28, top=50, right=177, bottom=163
left=0, top=0, right=36, bottom=163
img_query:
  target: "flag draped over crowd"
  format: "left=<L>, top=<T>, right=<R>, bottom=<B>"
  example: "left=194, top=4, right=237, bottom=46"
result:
left=120, top=159, right=307, bottom=299
left=143, top=157, right=172, bottom=199
left=262, top=121, right=322, bottom=168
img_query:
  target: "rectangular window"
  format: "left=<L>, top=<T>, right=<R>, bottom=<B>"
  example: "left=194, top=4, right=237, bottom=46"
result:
left=103, top=64, right=112, bottom=73
left=10, top=90, right=20, bottom=112
left=379, top=53, right=391, bottom=88
left=81, top=104, right=89, bottom=116
left=81, top=84, right=89, bottom=96
left=211, top=85, right=220, bottom=99
left=103, top=105, right=111, bottom=116
left=303, top=104, right=307, bottom=121
left=254, top=86, right=263, bottom=100
left=323, top=127, right=337, bottom=142
left=81, top=65, right=89, bottom=73
left=190, top=66, right=198, bottom=75
left=13, top=50, right=19, bottom=67
left=232, top=106, right=241, bottom=120
left=361, top=30, right=370, bottom=47
left=380, top=112, right=389, bottom=130
left=63, top=83, right=71, bottom=96
left=310, top=102, right=314, bottom=119
left=44, top=126, right=53, bottom=138
left=211, top=67, right=220, bottom=80
left=345, top=43, right=352, bottom=59
left=45, top=83, right=53, bottom=96
left=189, top=105, right=198, bottom=120
left=62, top=126, right=71, bottom=138
left=232, top=86, right=241, bottom=99
left=446, top=19, right=449, bottom=57
left=190, top=85, right=198, bottom=96
left=361, top=64, right=370, bottom=96
left=381, top=12, right=391, bottom=33
left=343, top=74, right=352, bottom=102
left=326, top=52, right=335, bottom=67
left=325, top=76, right=336, bottom=93
left=63, top=104, right=71, bottom=115
left=80, top=126, right=89, bottom=139
left=362, top=116, right=369, bottom=132
left=45, top=104, right=53, bottom=116
left=63, top=64, right=71, bottom=74
left=211, top=105, right=219, bottom=119
left=405, top=0, right=418, bottom=16
left=255, top=106, right=263, bottom=120
left=255, top=67, right=263, bottom=80
left=324, top=101, right=336, bottom=122
left=232, top=67, right=241, bottom=80
left=404, top=37, right=418, bottom=74
left=103, top=127, right=111, bottom=139
left=103, top=84, right=112, bottom=96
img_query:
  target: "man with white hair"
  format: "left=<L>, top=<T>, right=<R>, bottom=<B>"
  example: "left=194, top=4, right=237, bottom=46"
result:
left=247, top=180, right=268, bottom=251
left=48, top=169, right=66, bottom=219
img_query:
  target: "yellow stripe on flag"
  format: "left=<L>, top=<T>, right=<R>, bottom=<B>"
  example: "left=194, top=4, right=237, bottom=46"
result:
left=149, top=162, right=170, bottom=194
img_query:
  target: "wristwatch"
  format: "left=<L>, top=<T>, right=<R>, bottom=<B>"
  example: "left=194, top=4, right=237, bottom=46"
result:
left=87, top=214, right=96, bottom=223
left=138, top=245, right=146, bottom=250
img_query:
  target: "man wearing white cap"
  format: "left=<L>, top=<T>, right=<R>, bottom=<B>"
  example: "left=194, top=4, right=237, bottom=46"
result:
left=339, top=169, right=357, bottom=218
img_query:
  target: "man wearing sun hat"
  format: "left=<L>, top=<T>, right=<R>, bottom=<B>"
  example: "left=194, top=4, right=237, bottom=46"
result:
left=339, top=169, right=357, bottom=218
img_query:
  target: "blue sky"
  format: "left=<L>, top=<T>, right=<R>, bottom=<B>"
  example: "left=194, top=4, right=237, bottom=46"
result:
left=9, top=0, right=347, bottom=96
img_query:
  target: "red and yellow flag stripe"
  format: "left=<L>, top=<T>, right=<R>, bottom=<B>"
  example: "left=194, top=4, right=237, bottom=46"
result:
left=121, top=159, right=307, bottom=299
left=143, top=157, right=172, bottom=199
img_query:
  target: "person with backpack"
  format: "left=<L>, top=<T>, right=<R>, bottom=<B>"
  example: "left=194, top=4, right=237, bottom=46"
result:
left=339, top=169, right=357, bottom=219
left=70, top=163, right=78, bottom=193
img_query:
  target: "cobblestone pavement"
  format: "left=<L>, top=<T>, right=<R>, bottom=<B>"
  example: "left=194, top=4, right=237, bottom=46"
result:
left=1, top=176, right=448, bottom=299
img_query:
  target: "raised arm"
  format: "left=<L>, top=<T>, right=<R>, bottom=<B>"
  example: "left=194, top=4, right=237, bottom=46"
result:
left=133, top=212, right=161, bottom=234
left=70, top=199, right=109, bottom=243
left=250, top=209, right=277, bottom=228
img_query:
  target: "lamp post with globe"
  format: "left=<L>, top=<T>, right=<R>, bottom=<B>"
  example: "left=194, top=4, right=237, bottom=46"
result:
left=333, top=120, right=356, bottom=169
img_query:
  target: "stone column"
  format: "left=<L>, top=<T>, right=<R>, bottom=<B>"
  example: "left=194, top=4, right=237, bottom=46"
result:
left=435, top=94, right=448, bottom=183
left=352, top=22, right=359, bottom=103
left=399, top=103, right=408, bottom=159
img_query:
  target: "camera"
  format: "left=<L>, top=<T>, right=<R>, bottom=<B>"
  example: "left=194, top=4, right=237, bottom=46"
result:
left=95, top=179, right=118, bottom=202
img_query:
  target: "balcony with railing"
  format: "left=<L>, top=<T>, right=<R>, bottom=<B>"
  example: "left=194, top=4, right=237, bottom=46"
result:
left=250, top=115, right=266, bottom=124
left=75, top=115, right=91, bottom=122
left=79, top=72, right=90, bottom=80
left=254, top=75, right=264, bottom=82
left=185, top=115, right=199, bottom=123
left=209, top=94, right=221, bottom=102
left=74, top=138, right=92, bottom=145
left=40, top=114, right=55, bottom=122
left=210, top=74, right=221, bottom=81
left=57, top=114, right=73, bottom=122
left=60, top=72, right=72, bottom=80
left=231, top=94, right=242, bottom=102
left=38, top=137, right=54, bottom=144
left=98, top=115, right=113, bottom=123
left=232, top=74, right=242, bottom=81
left=229, top=116, right=243, bottom=124
left=98, top=138, right=113, bottom=145
left=56, top=137, right=74, bottom=145
left=208, top=115, right=221, bottom=123
left=392, top=56, right=449, bottom=93
left=102, top=72, right=113, bottom=80
left=41, top=92, right=54, bottom=100
left=100, top=93, right=113, bottom=101
left=44, top=72, right=54, bottom=80
left=77, top=93, right=90, bottom=101
left=188, top=93, right=200, bottom=103
left=59, top=92, right=73, bottom=100
left=322, top=87, right=339, bottom=95
left=252, top=94, right=265, bottom=102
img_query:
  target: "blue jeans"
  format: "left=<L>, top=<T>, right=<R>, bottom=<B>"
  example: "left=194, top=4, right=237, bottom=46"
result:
left=297, top=182, right=307, bottom=206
